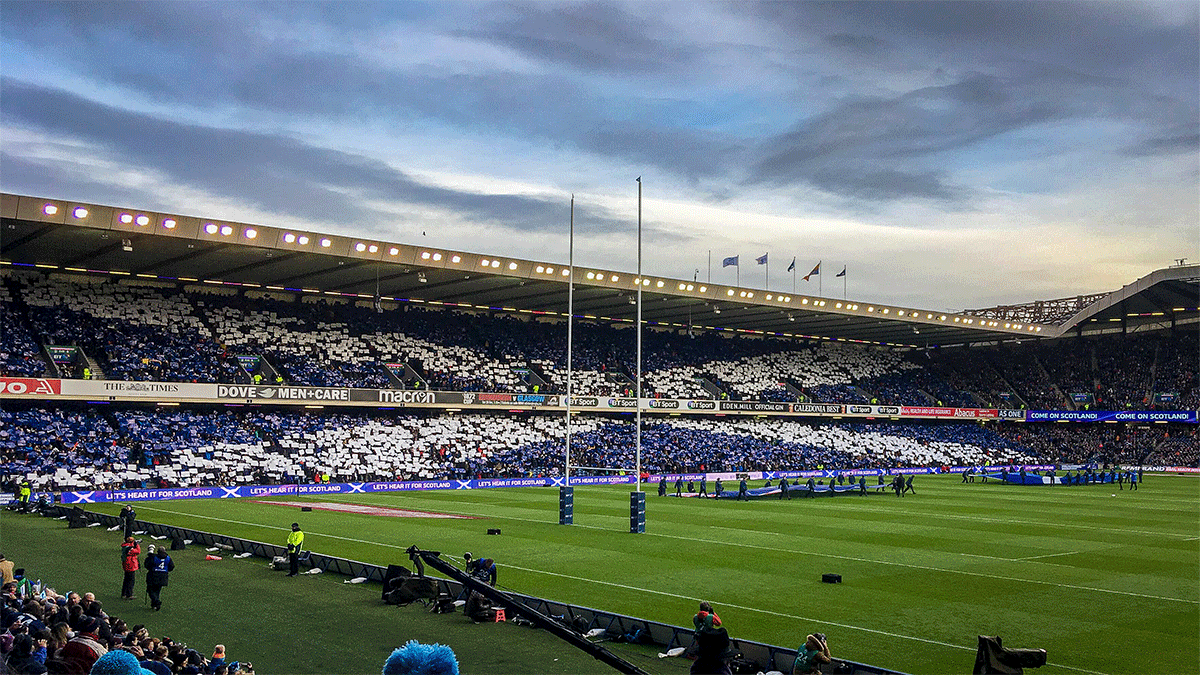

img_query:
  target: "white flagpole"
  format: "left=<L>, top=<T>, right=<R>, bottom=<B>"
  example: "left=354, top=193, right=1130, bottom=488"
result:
left=565, top=196, right=574, bottom=487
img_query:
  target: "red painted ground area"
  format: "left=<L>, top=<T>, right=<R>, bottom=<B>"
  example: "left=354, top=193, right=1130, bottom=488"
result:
left=252, top=500, right=480, bottom=519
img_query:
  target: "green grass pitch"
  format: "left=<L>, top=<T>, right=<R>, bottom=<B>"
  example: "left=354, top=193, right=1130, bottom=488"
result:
left=5, top=473, right=1197, bottom=674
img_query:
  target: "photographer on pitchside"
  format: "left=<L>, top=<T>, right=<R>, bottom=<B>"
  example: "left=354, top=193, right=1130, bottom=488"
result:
left=792, top=633, right=832, bottom=674
left=120, top=536, right=141, bottom=600
left=690, top=601, right=731, bottom=675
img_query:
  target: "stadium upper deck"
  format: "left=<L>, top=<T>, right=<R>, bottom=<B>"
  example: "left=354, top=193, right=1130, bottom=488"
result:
left=11, top=193, right=1193, bottom=349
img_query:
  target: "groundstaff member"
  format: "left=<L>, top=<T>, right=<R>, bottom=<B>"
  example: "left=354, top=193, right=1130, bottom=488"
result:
left=286, top=522, right=304, bottom=577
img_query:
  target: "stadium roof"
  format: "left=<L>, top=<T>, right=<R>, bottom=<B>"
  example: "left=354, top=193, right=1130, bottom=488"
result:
left=2, top=193, right=1195, bottom=348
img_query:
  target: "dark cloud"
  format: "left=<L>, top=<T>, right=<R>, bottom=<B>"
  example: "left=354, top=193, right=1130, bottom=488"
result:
left=459, top=2, right=696, bottom=74
left=0, top=78, right=627, bottom=235
left=1122, top=132, right=1200, bottom=158
left=0, top=2, right=736, bottom=182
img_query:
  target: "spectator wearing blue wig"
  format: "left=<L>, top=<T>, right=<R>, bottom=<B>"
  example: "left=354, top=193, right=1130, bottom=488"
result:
left=382, top=640, right=459, bottom=675
left=89, top=650, right=154, bottom=675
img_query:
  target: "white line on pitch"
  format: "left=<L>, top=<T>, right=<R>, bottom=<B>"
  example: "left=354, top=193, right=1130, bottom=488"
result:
left=1016, top=550, right=1085, bottom=561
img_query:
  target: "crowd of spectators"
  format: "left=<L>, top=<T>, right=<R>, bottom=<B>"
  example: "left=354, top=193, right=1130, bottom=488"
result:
left=9, top=403, right=1154, bottom=494
left=1, top=270, right=1195, bottom=412
left=1, top=578, right=249, bottom=674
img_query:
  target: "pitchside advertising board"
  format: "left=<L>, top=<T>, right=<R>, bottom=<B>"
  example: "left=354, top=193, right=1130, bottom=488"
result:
left=18, top=462, right=1196, bottom=505
left=3, top=377, right=1197, bottom=423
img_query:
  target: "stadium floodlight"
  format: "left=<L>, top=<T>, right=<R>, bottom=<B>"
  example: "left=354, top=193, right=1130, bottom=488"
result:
left=204, top=223, right=218, bottom=234
left=451, top=255, right=461, bottom=263
left=135, top=215, right=150, bottom=226
left=686, top=284, right=694, bottom=291
left=433, top=253, right=443, bottom=261
left=319, top=238, right=331, bottom=247
left=561, top=269, right=569, bottom=276
left=699, top=285, right=706, bottom=292
left=284, top=233, right=296, bottom=243
left=389, top=247, right=399, bottom=256
left=298, top=236, right=309, bottom=245
left=244, top=228, right=257, bottom=239
left=508, top=262, right=518, bottom=270
left=368, top=244, right=378, bottom=253
left=43, top=204, right=58, bottom=215
left=421, top=251, right=431, bottom=259
left=72, top=207, right=88, bottom=219
left=656, top=280, right=664, bottom=287
left=801, top=298, right=808, bottom=305
left=586, top=272, right=595, bottom=280
left=219, top=225, right=233, bottom=236
left=480, top=258, right=490, bottom=266
left=545, top=266, right=553, bottom=274
left=356, top=243, right=367, bottom=252
left=120, top=213, right=134, bottom=224
left=727, top=289, right=735, bottom=296
left=747, top=292, right=754, bottom=298
left=162, top=218, right=176, bottom=229
left=679, top=283, right=687, bottom=290
left=537, top=265, right=545, bottom=273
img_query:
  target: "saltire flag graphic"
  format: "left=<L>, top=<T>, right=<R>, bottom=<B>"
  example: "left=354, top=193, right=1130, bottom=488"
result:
left=803, top=262, right=821, bottom=281
left=722, top=256, right=739, bottom=267
left=787, top=257, right=796, bottom=272
left=756, top=254, right=768, bottom=265
left=836, top=266, right=847, bottom=277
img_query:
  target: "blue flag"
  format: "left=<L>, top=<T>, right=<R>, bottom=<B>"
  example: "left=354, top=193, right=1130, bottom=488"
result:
left=756, top=253, right=768, bottom=265
left=803, top=261, right=821, bottom=281
left=836, top=265, right=846, bottom=278
left=722, top=256, right=739, bottom=267
left=787, top=257, right=795, bottom=272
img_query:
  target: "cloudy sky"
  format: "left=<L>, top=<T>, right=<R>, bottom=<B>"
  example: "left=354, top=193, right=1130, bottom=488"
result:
left=1, top=1, right=1196, bottom=311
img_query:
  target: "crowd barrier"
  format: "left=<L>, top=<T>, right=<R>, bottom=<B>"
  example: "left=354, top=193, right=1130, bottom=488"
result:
left=38, top=505, right=907, bottom=675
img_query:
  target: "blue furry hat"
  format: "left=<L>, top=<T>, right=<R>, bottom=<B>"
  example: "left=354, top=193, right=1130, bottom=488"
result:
left=382, top=640, right=459, bottom=675
left=89, top=650, right=155, bottom=675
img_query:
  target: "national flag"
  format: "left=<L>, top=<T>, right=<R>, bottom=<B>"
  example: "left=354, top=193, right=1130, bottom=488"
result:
left=756, top=253, right=768, bottom=265
left=803, top=261, right=821, bottom=281
left=836, top=265, right=846, bottom=278
left=787, top=257, right=795, bottom=273
left=722, top=256, right=739, bottom=267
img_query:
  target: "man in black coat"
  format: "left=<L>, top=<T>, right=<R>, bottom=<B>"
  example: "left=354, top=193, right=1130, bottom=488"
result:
left=119, top=504, right=137, bottom=539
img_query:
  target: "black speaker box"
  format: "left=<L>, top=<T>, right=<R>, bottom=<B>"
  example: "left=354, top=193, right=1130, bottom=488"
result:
left=822, top=573, right=842, bottom=583
left=487, top=528, right=501, bottom=535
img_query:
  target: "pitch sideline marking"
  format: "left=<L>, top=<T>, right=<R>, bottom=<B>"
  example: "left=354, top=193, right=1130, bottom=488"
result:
left=126, top=503, right=1107, bottom=675
left=1016, top=550, right=1085, bottom=561
left=132, top=503, right=1199, bottom=606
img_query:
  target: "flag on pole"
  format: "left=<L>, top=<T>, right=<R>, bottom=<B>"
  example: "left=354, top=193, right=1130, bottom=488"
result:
left=722, top=256, right=739, bottom=267
left=756, top=253, right=768, bottom=265
left=787, top=257, right=795, bottom=272
left=836, top=265, right=846, bottom=278
left=803, top=261, right=821, bottom=281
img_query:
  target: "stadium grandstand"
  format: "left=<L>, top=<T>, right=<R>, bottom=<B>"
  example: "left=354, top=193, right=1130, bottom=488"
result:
left=1, top=193, right=1197, bottom=674
left=1, top=192, right=1197, bottom=485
